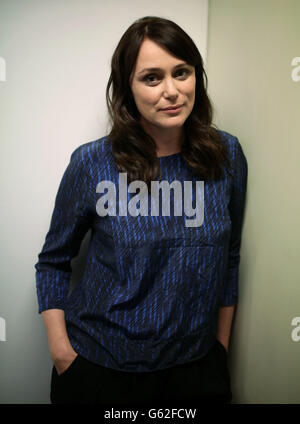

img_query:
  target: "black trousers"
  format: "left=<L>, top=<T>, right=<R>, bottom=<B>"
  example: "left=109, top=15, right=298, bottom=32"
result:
left=50, top=339, right=232, bottom=404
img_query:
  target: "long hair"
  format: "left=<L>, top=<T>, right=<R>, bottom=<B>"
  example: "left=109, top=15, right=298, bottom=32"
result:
left=106, top=16, right=232, bottom=186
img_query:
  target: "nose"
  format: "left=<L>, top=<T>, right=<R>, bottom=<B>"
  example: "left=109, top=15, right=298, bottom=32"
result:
left=162, top=76, right=179, bottom=99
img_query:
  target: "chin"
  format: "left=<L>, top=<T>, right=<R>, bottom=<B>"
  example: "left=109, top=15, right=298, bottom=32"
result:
left=160, top=119, right=186, bottom=128
left=160, top=115, right=187, bottom=124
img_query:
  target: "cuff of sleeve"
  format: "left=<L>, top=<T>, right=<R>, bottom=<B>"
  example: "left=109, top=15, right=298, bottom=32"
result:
left=37, top=301, right=66, bottom=314
left=35, top=270, right=70, bottom=314
left=219, top=268, right=238, bottom=306
left=219, top=296, right=238, bottom=307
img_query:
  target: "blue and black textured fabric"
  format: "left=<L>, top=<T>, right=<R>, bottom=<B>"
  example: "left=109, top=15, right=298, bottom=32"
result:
left=35, top=130, right=248, bottom=372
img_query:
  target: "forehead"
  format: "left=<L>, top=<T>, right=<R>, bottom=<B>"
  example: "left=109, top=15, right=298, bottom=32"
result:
left=134, top=38, right=183, bottom=71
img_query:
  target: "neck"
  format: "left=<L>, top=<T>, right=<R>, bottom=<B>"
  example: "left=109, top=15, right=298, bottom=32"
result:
left=141, top=118, right=184, bottom=157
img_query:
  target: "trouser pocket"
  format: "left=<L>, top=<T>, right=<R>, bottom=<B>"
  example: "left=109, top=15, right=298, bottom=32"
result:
left=54, top=354, right=81, bottom=378
left=50, top=354, right=84, bottom=404
left=213, top=340, right=232, bottom=401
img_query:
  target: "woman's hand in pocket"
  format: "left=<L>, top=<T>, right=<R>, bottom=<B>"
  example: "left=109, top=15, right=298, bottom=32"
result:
left=50, top=341, right=78, bottom=376
left=54, top=350, right=78, bottom=376
left=216, top=339, right=229, bottom=354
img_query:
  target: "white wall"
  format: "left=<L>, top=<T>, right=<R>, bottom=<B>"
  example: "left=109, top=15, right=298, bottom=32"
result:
left=0, top=0, right=208, bottom=404
left=207, top=0, right=300, bottom=403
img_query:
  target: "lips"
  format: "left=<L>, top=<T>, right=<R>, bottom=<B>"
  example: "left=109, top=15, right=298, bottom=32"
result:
left=161, top=104, right=183, bottom=111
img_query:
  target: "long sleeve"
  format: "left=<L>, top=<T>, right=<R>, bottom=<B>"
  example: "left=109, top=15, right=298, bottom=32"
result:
left=220, top=137, right=248, bottom=306
left=35, top=146, right=92, bottom=313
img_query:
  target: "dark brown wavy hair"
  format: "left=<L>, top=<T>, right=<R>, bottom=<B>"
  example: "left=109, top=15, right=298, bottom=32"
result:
left=106, top=16, right=232, bottom=186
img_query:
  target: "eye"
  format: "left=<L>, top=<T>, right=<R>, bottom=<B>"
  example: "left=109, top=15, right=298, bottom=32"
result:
left=175, top=68, right=191, bottom=78
left=141, top=68, right=192, bottom=86
left=143, top=74, right=160, bottom=85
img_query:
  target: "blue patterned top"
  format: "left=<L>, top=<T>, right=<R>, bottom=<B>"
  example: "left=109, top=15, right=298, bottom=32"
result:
left=35, top=130, right=248, bottom=372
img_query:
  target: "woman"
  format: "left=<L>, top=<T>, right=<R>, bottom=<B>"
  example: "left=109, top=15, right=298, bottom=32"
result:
left=35, top=16, right=248, bottom=404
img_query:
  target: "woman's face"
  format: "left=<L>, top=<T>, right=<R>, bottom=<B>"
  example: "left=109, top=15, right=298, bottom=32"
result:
left=130, top=38, right=196, bottom=132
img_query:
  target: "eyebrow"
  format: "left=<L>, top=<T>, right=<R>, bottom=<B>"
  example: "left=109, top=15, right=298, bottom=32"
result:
left=137, top=62, right=190, bottom=76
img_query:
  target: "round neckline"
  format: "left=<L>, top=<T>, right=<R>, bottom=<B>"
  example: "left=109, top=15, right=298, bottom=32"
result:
left=157, top=152, right=181, bottom=160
